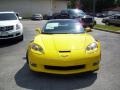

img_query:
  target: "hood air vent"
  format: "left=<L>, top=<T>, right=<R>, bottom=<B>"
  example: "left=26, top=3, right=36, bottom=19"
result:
left=59, top=50, right=71, bottom=53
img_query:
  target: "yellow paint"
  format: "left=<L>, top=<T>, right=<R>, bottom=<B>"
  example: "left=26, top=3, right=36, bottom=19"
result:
left=27, top=33, right=101, bottom=74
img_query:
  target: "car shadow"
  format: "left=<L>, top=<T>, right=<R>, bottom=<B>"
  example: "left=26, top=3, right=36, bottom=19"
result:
left=15, top=63, right=97, bottom=90
left=0, top=40, right=21, bottom=48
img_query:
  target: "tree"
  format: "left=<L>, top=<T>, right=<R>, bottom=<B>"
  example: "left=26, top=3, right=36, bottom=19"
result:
left=81, top=0, right=116, bottom=12
left=67, top=0, right=76, bottom=8
left=68, top=0, right=117, bottom=12
left=80, top=0, right=93, bottom=11
left=95, top=0, right=115, bottom=12
left=116, top=0, right=120, bottom=6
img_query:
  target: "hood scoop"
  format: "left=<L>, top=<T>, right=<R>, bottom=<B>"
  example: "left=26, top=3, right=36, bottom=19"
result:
left=59, top=50, right=71, bottom=53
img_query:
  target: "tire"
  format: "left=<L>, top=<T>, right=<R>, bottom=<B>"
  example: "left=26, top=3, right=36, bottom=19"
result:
left=18, top=35, right=24, bottom=41
left=105, top=21, right=110, bottom=25
left=26, top=50, right=29, bottom=64
left=94, top=20, right=96, bottom=25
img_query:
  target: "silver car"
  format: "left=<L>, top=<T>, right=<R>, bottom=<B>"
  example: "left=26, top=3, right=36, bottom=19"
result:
left=31, top=14, right=43, bottom=20
left=102, top=14, right=120, bottom=26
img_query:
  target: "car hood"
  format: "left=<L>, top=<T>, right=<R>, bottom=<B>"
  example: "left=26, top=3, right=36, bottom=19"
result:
left=0, top=20, right=20, bottom=26
left=34, top=34, right=94, bottom=51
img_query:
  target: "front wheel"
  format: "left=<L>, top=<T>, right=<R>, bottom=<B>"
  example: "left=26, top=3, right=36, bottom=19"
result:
left=17, top=34, right=24, bottom=41
left=26, top=50, right=29, bottom=64
left=105, top=21, right=110, bottom=25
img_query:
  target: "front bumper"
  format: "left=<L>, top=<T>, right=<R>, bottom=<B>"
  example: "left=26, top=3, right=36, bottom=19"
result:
left=0, top=29, right=23, bottom=40
left=83, top=23, right=95, bottom=28
left=28, top=50, right=101, bottom=74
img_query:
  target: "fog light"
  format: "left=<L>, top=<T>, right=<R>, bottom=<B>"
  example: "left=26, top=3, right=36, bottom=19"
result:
left=93, top=61, right=99, bottom=66
left=31, top=63, right=37, bottom=67
left=16, top=33, right=20, bottom=36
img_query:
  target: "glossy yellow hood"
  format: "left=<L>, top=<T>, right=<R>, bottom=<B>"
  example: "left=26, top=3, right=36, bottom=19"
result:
left=34, top=34, right=91, bottom=51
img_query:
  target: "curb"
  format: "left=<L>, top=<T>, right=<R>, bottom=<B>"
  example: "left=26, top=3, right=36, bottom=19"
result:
left=93, top=28, right=120, bottom=34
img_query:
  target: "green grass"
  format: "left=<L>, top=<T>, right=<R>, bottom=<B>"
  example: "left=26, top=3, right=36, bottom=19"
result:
left=94, top=24, right=120, bottom=32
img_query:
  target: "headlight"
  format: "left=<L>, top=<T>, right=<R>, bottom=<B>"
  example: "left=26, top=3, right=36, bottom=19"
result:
left=31, top=43, right=44, bottom=53
left=86, top=42, right=98, bottom=51
left=16, top=24, right=21, bottom=30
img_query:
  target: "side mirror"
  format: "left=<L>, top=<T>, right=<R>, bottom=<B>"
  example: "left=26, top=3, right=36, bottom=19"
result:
left=85, top=27, right=92, bottom=32
left=18, top=17, right=22, bottom=20
left=35, top=28, right=42, bottom=34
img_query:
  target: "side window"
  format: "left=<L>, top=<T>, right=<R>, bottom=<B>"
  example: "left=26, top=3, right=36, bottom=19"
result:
left=110, top=16, right=115, bottom=19
left=61, top=10, right=67, bottom=14
left=117, top=16, right=120, bottom=20
left=68, top=11, right=72, bottom=14
left=114, top=16, right=117, bottom=19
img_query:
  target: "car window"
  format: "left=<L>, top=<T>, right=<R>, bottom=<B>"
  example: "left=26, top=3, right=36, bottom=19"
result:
left=43, top=20, right=85, bottom=34
left=0, top=13, right=17, bottom=20
left=110, top=16, right=115, bottom=19
left=117, top=16, right=120, bottom=20
left=61, top=10, right=68, bottom=14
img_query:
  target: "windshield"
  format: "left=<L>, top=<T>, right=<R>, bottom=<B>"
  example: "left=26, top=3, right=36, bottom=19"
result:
left=0, top=13, right=17, bottom=21
left=42, top=20, right=85, bottom=34
left=69, top=9, right=86, bottom=17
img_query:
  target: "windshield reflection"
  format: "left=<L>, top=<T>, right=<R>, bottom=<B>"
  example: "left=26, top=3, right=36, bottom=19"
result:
left=42, top=20, right=85, bottom=34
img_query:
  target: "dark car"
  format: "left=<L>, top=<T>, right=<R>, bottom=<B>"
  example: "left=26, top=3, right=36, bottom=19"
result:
left=58, top=9, right=96, bottom=28
left=96, top=13, right=106, bottom=17
left=52, top=12, right=61, bottom=19
left=102, top=14, right=120, bottom=26
left=104, top=11, right=120, bottom=17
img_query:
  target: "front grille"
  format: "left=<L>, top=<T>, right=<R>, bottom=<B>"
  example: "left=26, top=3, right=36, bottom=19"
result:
left=0, top=26, right=14, bottom=31
left=44, top=65, right=85, bottom=71
left=0, top=35, right=13, bottom=38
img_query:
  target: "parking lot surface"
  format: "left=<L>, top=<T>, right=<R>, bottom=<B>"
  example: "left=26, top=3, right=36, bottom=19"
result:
left=0, top=20, right=120, bottom=90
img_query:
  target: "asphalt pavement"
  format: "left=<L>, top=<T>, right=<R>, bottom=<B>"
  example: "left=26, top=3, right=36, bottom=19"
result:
left=0, top=20, right=120, bottom=90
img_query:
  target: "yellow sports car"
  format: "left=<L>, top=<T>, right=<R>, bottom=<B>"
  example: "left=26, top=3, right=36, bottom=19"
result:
left=26, top=19, right=101, bottom=74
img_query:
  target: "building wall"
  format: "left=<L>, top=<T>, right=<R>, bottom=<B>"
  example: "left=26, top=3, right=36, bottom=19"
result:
left=31, top=0, right=52, bottom=16
left=0, top=0, right=67, bottom=18
left=52, top=0, right=67, bottom=13
left=0, top=0, right=33, bottom=17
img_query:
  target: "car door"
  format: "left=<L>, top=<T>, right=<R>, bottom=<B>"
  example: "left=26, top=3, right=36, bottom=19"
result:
left=113, top=15, right=119, bottom=25
left=116, top=16, right=120, bottom=25
left=109, top=15, right=116, bottom=24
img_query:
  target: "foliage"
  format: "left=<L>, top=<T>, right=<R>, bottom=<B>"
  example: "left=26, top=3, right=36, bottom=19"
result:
left=116, top=0, right=120, bottom=6
left=68, top=0, right=117, bottom=12
left=94, top=24, right=120, bottom=31
left=67, top=0, right=76, bottom=8
left=80, top=0, right=93, bottom=11
left=95, top=0, right=115, bottom=12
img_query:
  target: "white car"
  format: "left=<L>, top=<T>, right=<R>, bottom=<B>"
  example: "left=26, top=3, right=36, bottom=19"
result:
left=0, top=11, right=23, bottom=41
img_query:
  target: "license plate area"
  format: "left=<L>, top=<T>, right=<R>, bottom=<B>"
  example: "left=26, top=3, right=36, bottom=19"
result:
left=0, top=31, right=9, bottom=36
